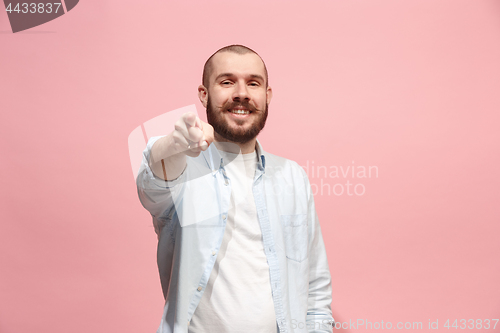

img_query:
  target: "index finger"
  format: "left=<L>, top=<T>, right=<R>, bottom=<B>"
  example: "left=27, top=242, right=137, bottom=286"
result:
left=183, top=112, right=197, bottom=127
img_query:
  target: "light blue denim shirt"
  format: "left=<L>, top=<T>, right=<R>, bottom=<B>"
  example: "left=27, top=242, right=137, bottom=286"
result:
left=137, top=136, right=334, bottom=333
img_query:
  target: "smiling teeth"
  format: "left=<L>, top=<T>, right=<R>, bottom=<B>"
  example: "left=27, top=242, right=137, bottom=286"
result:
left=230, top=109, right=250, bottom=114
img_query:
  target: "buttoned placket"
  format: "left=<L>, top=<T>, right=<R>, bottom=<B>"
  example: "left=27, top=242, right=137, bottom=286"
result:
left=253, top=154, right=287, bottom=333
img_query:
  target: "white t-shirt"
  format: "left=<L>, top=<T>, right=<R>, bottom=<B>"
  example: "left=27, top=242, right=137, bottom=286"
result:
left=188, top=149, right=277, bottom=333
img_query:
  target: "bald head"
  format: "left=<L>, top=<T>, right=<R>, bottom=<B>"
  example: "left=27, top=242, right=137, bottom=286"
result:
left=202, top=45, right=269, bottom=88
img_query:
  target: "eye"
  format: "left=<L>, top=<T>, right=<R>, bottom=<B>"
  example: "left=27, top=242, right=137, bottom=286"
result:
left=249, top=82, right=259, bottom=87
left=221, top=81, right=232, bottom=85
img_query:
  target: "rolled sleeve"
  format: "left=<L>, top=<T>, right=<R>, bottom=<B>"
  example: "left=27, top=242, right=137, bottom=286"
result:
left=136, top=136, right=186, bottom=238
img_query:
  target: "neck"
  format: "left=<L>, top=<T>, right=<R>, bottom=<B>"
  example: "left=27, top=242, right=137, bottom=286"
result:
left=213, top=132, right=257, bottom=154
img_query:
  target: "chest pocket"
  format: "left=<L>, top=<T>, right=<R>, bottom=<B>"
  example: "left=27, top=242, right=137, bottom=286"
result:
left=280, top=214, right=308, bottom=262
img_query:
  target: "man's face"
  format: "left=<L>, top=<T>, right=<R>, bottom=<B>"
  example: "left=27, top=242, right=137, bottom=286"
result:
left=201, top=52, right=272, bottom=144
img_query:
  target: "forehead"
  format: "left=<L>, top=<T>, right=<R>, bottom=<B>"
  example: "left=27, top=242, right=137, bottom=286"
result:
left=210, top=52, right=266, bottom=81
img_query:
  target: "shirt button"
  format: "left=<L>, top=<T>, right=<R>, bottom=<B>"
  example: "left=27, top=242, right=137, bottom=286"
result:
left=224, top=179, right=229, bottom=186
left=212, top=250, right=216, bottom=256
left=197, top=286, right=202, bottom=291
left=187, top=320, right=190, bottom=326
left=222, top=214, right=226, bottom=220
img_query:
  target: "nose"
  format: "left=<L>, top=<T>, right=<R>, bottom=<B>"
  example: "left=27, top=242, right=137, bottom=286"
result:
left=232, top=81, right=249, bottom=101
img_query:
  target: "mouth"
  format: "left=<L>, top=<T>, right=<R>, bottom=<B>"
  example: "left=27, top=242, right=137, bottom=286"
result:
left=227, top=108, right=252, bottom=117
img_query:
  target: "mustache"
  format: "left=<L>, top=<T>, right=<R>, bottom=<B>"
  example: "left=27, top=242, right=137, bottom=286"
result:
left=223, top=101, right=259, bottom=112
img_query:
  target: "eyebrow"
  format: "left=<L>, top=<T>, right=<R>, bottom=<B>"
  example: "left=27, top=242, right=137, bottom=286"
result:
left=214, top=73, right=265, bottom=83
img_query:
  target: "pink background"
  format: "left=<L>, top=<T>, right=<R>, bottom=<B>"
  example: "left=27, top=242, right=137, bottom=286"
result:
left=1, top=0, right=500, bottom=332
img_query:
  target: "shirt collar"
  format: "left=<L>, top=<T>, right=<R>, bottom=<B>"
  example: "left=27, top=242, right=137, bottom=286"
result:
left=255, top=139, right=266, bottom=170
left=202, top=139, right=267, bottom=173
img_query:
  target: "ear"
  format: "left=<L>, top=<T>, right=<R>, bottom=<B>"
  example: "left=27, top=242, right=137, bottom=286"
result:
left=198, top=85, right=208, bottom=108
left=266, top=85, right=273, bottom=105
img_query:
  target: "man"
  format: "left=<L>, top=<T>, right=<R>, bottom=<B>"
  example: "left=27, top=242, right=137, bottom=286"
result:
left=137, top=45, right=334, bottom=333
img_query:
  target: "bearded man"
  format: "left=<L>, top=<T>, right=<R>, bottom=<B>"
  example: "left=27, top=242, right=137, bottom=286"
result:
left=137, top=45, right=334, bottom=333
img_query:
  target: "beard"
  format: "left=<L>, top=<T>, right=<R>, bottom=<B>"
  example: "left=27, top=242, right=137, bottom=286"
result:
left=206, top=96, right=268, bottom=144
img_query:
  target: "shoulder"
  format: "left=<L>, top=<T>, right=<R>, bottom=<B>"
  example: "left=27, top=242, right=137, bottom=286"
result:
left=263, top=152, right=309, bottom=184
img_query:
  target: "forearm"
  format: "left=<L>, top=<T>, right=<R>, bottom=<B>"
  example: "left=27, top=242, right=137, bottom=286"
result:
left=149, top=133, right=186, bottom=181
left=136, top=135, right=185, bottom=231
